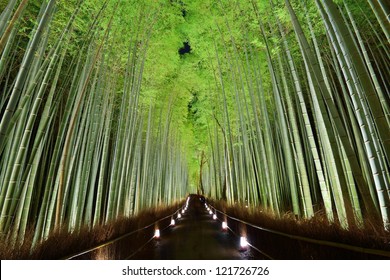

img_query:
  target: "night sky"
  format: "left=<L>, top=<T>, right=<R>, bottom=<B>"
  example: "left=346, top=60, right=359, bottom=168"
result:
left=179, top=41, right=191, bottom=55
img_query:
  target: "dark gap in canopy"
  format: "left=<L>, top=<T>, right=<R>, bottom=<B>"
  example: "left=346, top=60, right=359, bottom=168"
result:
left=179, top=0, right=186, bottom=17
left=179, top=41, right=191, bottom=56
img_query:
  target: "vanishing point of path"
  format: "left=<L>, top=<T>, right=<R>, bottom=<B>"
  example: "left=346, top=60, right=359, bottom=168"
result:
left=130, top=195, right=265, bottom=260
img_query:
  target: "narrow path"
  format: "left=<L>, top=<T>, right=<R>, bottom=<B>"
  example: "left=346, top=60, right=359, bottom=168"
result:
left=130, top=195, right=263, bottom=260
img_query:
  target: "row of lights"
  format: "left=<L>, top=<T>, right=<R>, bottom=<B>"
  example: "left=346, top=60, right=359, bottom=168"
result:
left=205, top=204, right=217, bottom=220
left=154, top=198, right=249, bottom=251
left=155, top=199, right=190, bottom=239
left=169, top=203, right=187, bottom=227
left=205, top=203, right=249, bottom=250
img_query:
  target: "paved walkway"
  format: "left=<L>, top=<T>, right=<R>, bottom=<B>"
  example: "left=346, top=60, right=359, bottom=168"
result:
left=131, top=195, right=262, bottom=260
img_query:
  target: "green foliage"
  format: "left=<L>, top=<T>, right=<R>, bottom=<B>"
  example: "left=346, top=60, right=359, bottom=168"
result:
left=1, top=0, right=389, bottom=248
left=0, top=0, right=8, bottom=12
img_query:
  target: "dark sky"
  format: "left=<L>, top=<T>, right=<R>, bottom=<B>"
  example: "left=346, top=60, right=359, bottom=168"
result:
left=179, top=42, right=191, bottom=55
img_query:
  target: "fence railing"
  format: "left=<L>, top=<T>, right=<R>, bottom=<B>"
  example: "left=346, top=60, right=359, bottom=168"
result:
left=64, top=200, right=390, bottom=260
left=208, top=204, right=390, bottom=259
left=64, top=209, right=180, bottom=260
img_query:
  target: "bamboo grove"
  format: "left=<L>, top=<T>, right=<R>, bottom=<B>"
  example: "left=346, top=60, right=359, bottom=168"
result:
left=200, top=0, right=390, bottom=230
left=0, top=0, right=189, bottom=245
left=0, top=0, right=389, bottom=247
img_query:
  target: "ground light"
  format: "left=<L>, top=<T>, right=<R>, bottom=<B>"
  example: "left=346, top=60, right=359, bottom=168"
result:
left=170, top=218, right=175, bottom=226
left=240, top=237, right=248, bottom=250
left=154, top=229, right=160, bottom=239
left=178, top=213, right=182, bottom=219
left=209, top=210, right=213, bottom=215
left=222, top=221, right=228, bottom=230
left=213, top=214, right=217, bottom=220
left=182, top=209, right=185, bottom=214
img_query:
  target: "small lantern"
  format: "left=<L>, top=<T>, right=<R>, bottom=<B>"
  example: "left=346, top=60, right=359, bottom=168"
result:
left=222, top=221, right=228, bottom=230
left=240, top=236, right=248, bottom=249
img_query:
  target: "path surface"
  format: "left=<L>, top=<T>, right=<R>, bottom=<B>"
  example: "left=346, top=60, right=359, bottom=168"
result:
left=131, top=195, right=263, bottom=260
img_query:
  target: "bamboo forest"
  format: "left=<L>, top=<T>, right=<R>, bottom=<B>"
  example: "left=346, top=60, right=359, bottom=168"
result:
left=0, top=0, right=389, bottom=259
